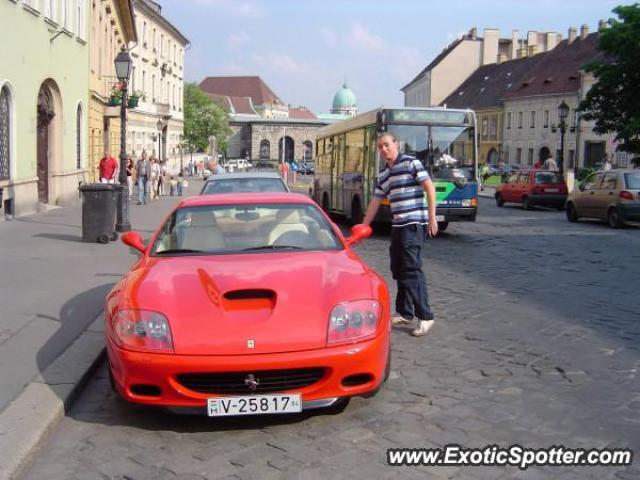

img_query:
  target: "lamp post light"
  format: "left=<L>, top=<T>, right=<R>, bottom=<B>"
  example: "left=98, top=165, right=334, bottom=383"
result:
left=557, top=100, right=570, bottom=176
left=114, top=46, right=132, bottom=232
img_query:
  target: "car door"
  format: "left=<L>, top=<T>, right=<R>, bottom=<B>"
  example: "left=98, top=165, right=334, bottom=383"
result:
left=576, top=173, right=604, bottom=218
left=514, top=173, right=529, bottom=203
left=500, top=174, right=516, bottom=202
left=593, top=172, right=618, bottom=220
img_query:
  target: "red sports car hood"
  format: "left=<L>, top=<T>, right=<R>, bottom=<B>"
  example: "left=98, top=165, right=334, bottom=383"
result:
left=122, top=251, right=374, bottom=354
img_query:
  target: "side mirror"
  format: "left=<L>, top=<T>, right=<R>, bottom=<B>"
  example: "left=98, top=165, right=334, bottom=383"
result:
left=345, top=224, right=373, bottom=247
left=122, top=231, right=146, bottom=253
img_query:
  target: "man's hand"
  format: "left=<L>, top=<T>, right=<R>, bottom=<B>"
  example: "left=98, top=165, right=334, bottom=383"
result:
left=427, top=218, right=439, bottom=238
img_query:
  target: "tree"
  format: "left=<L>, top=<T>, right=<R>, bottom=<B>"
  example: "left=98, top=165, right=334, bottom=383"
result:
left=183, top=82, right=231, bottom=154
left=579, top=4, right=640, bottom=156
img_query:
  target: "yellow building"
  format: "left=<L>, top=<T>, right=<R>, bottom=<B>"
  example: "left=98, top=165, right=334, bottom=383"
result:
left=88, top=0, right=137, bottom=181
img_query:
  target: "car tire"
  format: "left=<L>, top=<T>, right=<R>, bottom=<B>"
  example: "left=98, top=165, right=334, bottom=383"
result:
left=495, top=193, right=504, bottom=207
left=351, top=197, right=363, bottom=225
left=566, top=202, right=579, bottom=222
left=523, top=196, right=534, bottom=210
left=608, top=207, right=624, bottom=228
left=437, top=221, right=449, bottom=232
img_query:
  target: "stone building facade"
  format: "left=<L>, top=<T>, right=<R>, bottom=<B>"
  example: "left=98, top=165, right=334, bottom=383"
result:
left=126, top=0, right=188, bottom=171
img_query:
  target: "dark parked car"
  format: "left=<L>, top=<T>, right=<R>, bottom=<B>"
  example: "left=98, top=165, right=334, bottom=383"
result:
left=495, top=170, right=568, bottom=210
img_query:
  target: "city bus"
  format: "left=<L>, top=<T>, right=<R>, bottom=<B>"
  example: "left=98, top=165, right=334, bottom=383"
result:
left=313, top=107, right=478, bottom=230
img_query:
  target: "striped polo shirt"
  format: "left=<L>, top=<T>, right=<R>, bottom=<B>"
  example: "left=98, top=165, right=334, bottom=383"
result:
left=374, top=154, right=431, bottom=227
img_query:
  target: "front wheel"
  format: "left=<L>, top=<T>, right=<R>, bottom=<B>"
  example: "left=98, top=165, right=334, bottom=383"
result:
left=523, top=196, right=534, bottom=210
left=495, top=193, right=504, bottom=207
left=566, top=202, right=578, bottom=222
left=608, top=207, right=623, bottom=228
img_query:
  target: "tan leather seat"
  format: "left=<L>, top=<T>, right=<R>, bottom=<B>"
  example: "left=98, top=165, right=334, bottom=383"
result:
left=179, top=210, right=225, bottom=251
left=268, top=209, right=308, bottom=245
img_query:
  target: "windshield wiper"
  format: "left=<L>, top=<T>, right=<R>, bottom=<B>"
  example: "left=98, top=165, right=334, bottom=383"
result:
left=155, top=248, right=205, bottom=255
left=242, top=245, right=303, bottom=251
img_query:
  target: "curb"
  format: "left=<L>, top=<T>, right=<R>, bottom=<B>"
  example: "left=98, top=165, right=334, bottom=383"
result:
left=0, top=314, right=106, bottom=480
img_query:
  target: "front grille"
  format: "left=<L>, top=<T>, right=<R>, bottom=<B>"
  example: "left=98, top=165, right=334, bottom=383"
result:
left=176, top=368, right=325, bottom=394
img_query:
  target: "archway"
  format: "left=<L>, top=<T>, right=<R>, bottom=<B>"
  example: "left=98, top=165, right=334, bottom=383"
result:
left=278, top=136, right=294, bottom=162
left=303, top=140, right=313, bottom=161
left=37, top=84, right=56, bottom=203
left=487, top=148, right=498, bottom=165
left=539, top=146, right=550, bottom=162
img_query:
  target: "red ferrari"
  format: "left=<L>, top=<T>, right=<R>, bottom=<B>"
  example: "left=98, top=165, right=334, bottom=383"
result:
left=106, top=193, right=390, bottom=416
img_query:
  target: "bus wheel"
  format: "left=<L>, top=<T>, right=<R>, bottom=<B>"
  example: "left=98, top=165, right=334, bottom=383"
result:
left=322, top=193, right=330, bottom=214
left=437, top=221, right=449, bottom=232
left=351, top=197, right=363, bottom=224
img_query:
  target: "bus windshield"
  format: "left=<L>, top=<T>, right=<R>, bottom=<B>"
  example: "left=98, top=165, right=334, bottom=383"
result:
left=387, top=125, right=476, bottom=180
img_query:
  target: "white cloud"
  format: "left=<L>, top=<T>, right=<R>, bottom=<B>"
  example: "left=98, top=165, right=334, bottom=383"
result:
left=348, top=22, right=385, bottom=51
left=227, top=32, right=250, bottom=48
left=250, top=52, right=309, bottom=74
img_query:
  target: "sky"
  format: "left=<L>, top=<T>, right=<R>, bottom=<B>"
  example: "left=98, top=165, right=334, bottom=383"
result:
left=161, top=0, right=625, bottom=114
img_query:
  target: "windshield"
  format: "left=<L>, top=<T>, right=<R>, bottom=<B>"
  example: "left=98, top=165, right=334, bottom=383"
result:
left=624, top=173, right=640, bottom=189
left=151, top=203, right=341, bottom=255
left=387, top=125, right=476, bottom=180
left=201, top=177, right=287, bottom=194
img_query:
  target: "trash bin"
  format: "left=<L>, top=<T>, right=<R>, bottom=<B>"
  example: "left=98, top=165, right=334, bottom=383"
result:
left=79, top=183, right=118, bottom=244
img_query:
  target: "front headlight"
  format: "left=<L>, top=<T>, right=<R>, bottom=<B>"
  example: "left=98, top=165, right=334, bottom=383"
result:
left=110, top=309, right=174, bottom=353
left=327, top=300, right=381, bottom=345
left=461, top=199, right=472, bottom=207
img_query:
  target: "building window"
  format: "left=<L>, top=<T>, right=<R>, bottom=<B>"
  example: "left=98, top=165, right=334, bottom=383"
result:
left=530, top=111, right=536, bottom=128
left=517, top=112, right=523, bottom=129
left=0, top=86, right=11, bottom=180
left=481, top=118, right=488, bottom=138
left=502, top=145, right=510, bottom=162
left=131, top=66, right=136, bottom=91
left=516, top=147, right=522, bottom=164
left=76, top=103, right=82, bottom=169
left=528, top=148, right=534, bottom=165
left=152, top=74, right=155, bottom=101
left=77, top=0, right=85, bottom=39
left=142, top=70, right=146, bottom=97
left=568, top=149, right=575, bottom=169
left=44, top=0, right=56, bottom=21
left=160, top=34, right=164, bottom=57
left=489, top=116, right=497, bottom=138
left=259, top=140, right=270, bottom=159
left=153, top=28, right=156, bottom=51
left=143, top=21, right=147, bottom=46
left=62, top=0, right=70, bottom=29
left=303, top=140, right=313, bottom=161
left=506, top=112, right=512, bottom=129
left=543, top=110, right=549, bottom=128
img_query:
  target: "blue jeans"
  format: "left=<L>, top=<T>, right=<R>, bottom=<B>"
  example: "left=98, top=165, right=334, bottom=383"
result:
left=137, top=175, right=148, bottom=204
left=390, top=224, right=434, bottom=321
left=177, top=183, right=183, bottom=196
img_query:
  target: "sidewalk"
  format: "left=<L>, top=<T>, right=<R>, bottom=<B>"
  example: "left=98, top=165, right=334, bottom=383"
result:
left=479, top=186, right=496, bottom=199
left=0, top=179, right=204, bottom=479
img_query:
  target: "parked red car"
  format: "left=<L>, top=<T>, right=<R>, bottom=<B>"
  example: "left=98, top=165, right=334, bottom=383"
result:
left=495, top=170, right=568, bottom=210
left=106, top=193, right=390, bottom=416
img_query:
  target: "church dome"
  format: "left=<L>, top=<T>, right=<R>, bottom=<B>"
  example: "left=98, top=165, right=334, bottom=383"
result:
left=332, top=83, right=357, bottom=110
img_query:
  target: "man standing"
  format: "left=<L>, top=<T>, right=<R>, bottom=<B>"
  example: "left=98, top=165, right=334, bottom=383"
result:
left=98, top=151, right=118, bottom=184
left=362, top=132, right=438, bottom=337
left=543, top=154, right=558, bottom=172
left=135, top=151, right=151, bottom=205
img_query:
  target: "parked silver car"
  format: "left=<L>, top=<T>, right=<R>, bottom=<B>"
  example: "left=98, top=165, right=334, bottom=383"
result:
left=566, top=170, right=640, bottom=227
left=200, top=172, right=289, bottom=195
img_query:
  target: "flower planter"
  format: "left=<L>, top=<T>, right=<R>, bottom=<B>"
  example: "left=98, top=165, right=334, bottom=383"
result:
left=127, top=96, right=139, bottom=108
left=109, top=96, right=122, bottom=106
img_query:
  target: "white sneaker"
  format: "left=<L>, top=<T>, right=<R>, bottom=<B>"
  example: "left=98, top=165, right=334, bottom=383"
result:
left=391, top=313, right=412, bottom=326
left=412, top=320, right=434, bottom=337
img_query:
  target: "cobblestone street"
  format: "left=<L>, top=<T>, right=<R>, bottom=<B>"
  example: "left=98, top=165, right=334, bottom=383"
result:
left=24, top=198, right=640, bottom=480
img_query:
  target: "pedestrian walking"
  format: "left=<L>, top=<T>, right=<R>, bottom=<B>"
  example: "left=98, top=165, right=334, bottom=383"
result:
left=98, top=151, right=118, bottom=184
left=602, top=154, right=613, bottom=171
left=126, top=156, right=134, bottom=198
left=362, top=132, right=438, bottom=337
left=177, top=172, right=184, bottom=196
left=135, top=151, right=151, bottom=205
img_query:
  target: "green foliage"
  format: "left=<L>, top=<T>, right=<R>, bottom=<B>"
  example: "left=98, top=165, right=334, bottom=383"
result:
left=579, top=4, right=640, bottom=155
left=183, top=83, right=231, bottom=152
left=577, top=167, right=595, bottom=181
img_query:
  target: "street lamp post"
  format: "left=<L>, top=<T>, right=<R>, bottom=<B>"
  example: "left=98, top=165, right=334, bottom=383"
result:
left=156, top=119, right=163, bottom=161
left=557, top=100, right=570, bottom=176
left=179, top=134, right=184, bottom=175
left=114, top=46, right=132, bottom=232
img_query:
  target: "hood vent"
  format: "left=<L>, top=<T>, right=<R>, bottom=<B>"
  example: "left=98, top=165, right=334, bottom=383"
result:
left=224, top=289, right=276, bottom=301
left=222, top=289, right=277, bottom=312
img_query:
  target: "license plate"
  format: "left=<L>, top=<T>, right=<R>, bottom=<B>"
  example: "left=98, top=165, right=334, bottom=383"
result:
left=545, top=188, right=559, bottom=192
left=207, top=394, right=302, bottom=417
left=435, top=215, right=445, bottom=221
